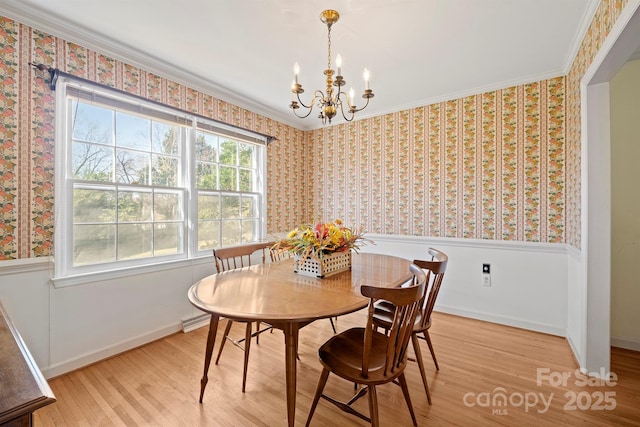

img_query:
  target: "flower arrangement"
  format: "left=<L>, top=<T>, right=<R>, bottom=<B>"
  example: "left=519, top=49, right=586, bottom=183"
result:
left=273, top=219, right=369, bottom=260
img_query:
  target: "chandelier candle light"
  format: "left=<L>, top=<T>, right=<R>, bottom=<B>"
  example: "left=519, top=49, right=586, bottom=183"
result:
left=289, top=9, right=374, bottom=125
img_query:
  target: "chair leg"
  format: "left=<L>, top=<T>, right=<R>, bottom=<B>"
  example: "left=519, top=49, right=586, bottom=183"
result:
left=294, top=332, right=300, bottom=361
left=329, top=317, right=337, bottom=334
left=367, top=385, right=379, bottom=427
left=242, top=322, right=252, bottom=392
left=305, top=367, right=330, bottom=427
left=215, top=320, right=234, bottom=364
left=424, top=330, right=439, bottom=370
left=397, top=372, right=418, bottom=426
left=256, top=321, right=260, bottom=344
left=412, top=333, right=432, bottom=404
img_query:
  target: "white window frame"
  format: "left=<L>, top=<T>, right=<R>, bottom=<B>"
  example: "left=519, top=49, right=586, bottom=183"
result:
left=52, top=76, right=267, bottom=287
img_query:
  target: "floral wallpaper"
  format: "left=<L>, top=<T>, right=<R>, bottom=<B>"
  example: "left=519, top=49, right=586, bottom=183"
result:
left=310, top=0, right=628, bottom=248
left=0, top=15, right=310, bottom=260
left=309, top=80, right=565, bottom=242
left=0, top=1, right=631, bottom=259
left=565, top=0, right=628, bottom=248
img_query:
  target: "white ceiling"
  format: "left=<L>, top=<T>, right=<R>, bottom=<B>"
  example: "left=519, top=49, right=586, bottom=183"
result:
left=2, top=0, right=599, bottom=131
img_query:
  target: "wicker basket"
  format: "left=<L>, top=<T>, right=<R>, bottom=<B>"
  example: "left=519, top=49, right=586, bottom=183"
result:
left=293, top=251, right=352, bottom=278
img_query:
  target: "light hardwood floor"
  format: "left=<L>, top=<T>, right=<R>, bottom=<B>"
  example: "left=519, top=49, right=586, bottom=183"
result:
left=34, top=311, right=640, bottom=426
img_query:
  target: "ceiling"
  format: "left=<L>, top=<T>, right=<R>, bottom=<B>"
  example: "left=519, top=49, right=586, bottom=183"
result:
left=2, top=0, right=599, bottom=131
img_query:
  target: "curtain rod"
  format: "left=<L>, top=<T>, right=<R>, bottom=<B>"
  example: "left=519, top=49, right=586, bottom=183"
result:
left=28, top=63, right=277, bottom=144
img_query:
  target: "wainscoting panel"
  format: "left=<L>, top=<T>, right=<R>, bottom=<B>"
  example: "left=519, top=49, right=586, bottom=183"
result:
left=0, top=238, right=571, bottom=378
left=362, top=234, right=569, bottom=336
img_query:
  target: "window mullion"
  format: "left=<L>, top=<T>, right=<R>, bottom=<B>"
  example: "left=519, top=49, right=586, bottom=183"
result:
left=186, top=124, right=196, bottom=258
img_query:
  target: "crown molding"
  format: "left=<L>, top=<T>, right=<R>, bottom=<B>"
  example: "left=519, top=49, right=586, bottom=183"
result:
left=0, top=1, right=305, bottom=131
left=561, top=0, right=601, bottom=74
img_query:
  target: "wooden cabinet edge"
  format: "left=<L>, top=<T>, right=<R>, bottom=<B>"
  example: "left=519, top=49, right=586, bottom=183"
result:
left=0, top=301, right=56, bottom=425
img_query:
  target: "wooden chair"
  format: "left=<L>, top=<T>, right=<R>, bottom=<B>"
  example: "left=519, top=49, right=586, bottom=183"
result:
left=269, top=245, right=291, bottom=262
left=212, top=241, right=275, bottom=392
left=305, top=264, right=427, bottom=427
left=373, top=247, right=448, bottom=404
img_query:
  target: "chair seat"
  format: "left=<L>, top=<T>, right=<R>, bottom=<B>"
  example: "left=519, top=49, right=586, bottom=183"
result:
left=373, top=303, right=431, bottom=332
left=319, top=327, right=399, bottom=384
left=374, top=300, right=395, bottom=314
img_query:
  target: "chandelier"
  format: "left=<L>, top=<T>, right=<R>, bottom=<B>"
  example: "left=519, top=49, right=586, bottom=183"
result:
left=289, top=9, right=374, bottom=125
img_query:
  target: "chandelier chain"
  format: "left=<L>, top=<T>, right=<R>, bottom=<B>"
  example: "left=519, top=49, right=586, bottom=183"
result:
left=327, top=25, right=332, bottom=70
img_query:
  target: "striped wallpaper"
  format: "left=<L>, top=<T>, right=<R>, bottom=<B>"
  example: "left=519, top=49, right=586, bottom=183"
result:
left=309, top=80, right=565, bottom=242
left=0, top=0, right=631, bottom=259
left=0, top=16, right=310, bottom=259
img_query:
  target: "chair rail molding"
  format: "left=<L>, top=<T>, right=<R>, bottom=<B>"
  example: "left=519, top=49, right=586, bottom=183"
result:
left=0, top=257, right=52, bottom=276
left=363, top=233, right=569, bottom=254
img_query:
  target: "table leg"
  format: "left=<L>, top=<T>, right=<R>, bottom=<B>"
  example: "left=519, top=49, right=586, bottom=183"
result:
left=199, top=314, right=220, bottom=403
left=283, top=322, right=299, bottom=427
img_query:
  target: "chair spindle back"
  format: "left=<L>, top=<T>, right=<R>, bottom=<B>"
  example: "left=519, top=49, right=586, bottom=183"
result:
left=361, top=263, right=426, bottom=377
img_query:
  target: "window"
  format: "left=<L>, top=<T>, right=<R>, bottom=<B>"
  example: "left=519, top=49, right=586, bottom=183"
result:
left=54, top=78, right=266, bottom=281
left=195, top=129, right=262, bottom=249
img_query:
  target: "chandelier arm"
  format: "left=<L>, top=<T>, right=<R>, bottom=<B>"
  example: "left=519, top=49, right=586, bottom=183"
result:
left=339, top=107, right=356, bottom=122
left=336, top=91, right=356, bottom=122
left=294, top=92, right=314, bottom=110
left=296, top=90, right=325, bottom=110
left=292, top=105, right=316, bottom=119
left=292, top=90, right=327, bottom=119
left=348, top=94, right=373, bottom=114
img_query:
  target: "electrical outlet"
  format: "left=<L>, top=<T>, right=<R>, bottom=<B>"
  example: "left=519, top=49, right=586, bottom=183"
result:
left=482, top=274, right=491, bottom=287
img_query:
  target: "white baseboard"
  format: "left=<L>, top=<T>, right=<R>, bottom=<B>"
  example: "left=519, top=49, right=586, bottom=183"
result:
left=435, top=304, right=566, bottom=337
left=611, top=336, right=640, bottom=352
left=566, top=334, right=583, bottom=368
left=43, top=322, right=182, bottom=379
left=44, top=314, right=213, bottom=379
left=182, top=313, right=210, bottom=333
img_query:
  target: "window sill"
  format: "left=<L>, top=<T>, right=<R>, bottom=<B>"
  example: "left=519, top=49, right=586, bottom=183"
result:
left=50, top=256, right=213, bottom=288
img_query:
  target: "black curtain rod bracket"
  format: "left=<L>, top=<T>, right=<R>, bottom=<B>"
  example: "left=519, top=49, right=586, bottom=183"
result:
left=28, top=62, right=58, bottom=90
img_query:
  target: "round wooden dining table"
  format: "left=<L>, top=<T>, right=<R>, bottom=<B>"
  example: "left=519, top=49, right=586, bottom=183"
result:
left=188, top=252, right=413, bottom=427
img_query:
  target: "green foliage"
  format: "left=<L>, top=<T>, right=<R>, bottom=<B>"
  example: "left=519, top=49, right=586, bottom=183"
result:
left=70, top=101, right=262, bottom=264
